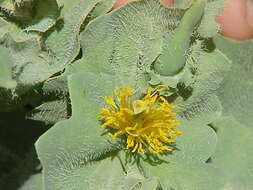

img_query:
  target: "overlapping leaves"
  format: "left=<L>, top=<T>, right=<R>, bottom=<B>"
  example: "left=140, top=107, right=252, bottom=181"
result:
left=36, top=71, right=220, bottom=189
left=35, top=1, right=234, bottom=189
left=1, top=0, right=252, bottom=190
left=0, top=0, right=105, bottom=111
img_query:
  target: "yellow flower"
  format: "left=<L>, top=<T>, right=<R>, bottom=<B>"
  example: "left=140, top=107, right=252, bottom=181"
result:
left=99, top=87, right=182, bottom=154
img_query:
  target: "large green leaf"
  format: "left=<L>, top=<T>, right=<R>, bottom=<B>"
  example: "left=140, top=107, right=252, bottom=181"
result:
left=0, top=0, right=100, bottom=111
left=79, top=0, right=183, bottom=90
left=212, top=117, right=253, bottom=190
left=28, top=0, right=183, bottom=124
left=24, top=2, right=253, bottom=190
left=171, top=121, right=217, bottom=163
left=214, top=36, right=253, bottom=128
left=44, top=0, right=101, bottom=73
left=36, top=71, right=221, bottom=190
left=146, top=161, right=222, bottom=190
left=176, top=49, right=230, bottom=124
left=36, top=72, right=123, bottom=189
left=54, top=155, right=126, bottom=190
left=141, top=121, right=220, bottom=190
left=142, top=122, right=221, bottom=190
left=39, top=0, right=211, bottom=126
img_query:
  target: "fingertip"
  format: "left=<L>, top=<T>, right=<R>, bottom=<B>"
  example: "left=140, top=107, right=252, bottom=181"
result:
left=112, top=0, right=129, bottom=10
left=216, top=0, right=253, bottom=40
left=159, top=0, right=174, bottom=7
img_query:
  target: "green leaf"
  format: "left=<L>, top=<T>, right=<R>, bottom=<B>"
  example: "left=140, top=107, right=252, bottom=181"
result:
left=0, top=0, right=100, bottom=110
left=88, top=0, right=117, bottom=20
left=3, top=33, right=53, bottom=90
left=36, top=72, right=122, bottom=189
left=212, top=117, right=253, bottom=190
left=178, top=94, right=222, bottom=126
left=146, top=161, right=222, bottom=190
left=0, top=22, right=55, bottom=92
left=25, top=0, right=60, bottom=32
left=26, top=74, right=70, bottom=125
left=40, top=153, right=126, bottom=190
left=79, top=0, right=183, bottom=90
left=171, top=121, right=217, bottom=163
left=57, top=0, right=83, bottom=16
left=142, top=122, right=220, bottom=190
left=177, top=49, right=230, bottom=124
left=42, top=75, right=69, bottom=98
left=198, top=0, right=226, bottom=37
left=27, top=99, right=69, bottom=125
left=173, top=0, right=192, bottom=9
left=214, top=35, right=253, bottom=128
left=123, top=164, right=145, bottom=190
left=33, top=0, right=183, bottom=123
left=44, top=0, right=101, bottom=73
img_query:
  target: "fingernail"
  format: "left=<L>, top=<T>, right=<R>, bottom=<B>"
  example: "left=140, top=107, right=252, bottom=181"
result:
left=159, top=0, right=174, bottom=7
left=246, top=0, right=253, bottom=28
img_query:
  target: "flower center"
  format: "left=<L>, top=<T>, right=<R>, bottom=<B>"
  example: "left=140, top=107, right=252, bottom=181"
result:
left=99, top=86, right=182, bottom=154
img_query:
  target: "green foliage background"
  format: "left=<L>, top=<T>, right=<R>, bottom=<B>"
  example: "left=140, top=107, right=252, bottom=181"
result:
left=0, top=0, right=252, bottom=189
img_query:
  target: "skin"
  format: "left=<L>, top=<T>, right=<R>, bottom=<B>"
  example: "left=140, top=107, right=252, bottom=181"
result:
left=216, top=0, right=253, bottom=40
left=112, top=0, right=253, bottom=40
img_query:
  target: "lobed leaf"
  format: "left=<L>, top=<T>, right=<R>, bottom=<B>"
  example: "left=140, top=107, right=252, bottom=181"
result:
left=44, top=0, right=101, bottom=73
left=79, top=0, right=183, bottom=90
left=212, top=117, right=253, bottom=190
left=177, top=49, right=230, bottom=124
left=142, top=122, right=220, bottom=190
left=36, top=72, right=122, bottom=189
left=214, top=35, right=253, bottom=128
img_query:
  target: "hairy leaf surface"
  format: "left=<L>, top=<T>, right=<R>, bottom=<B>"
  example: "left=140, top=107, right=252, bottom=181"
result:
left=36, top=72, right=122, bottom=189
left=214, top=36, right=253, bottom=128
left=212, top=117, right=253, bottom=190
